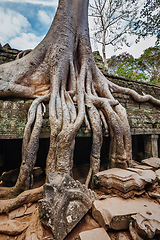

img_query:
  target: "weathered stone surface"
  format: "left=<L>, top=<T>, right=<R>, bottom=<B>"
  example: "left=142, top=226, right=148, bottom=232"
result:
left=127, top=168, right=156, bottom=183
left=141, top=157, right=160, bottom=169
left=94, top=168, right=156, bottom=198
left=38, top=171, right=98, bottom=240
left=65, top=213, right=100, bottom=240
left=92, top=197, right=160, bottom=231
left=133, top=164, right=153, bottom=170
left=0, top=219, right=29, bottom=235
left=79, top=228, right=111, bottom=240
left=95, top=168, right=145, bottom=193
left=117, top=232, right=131, bottom=240
left=156, top=169, right=160, bottom=182
left=131, top=210, right=160, bottom=239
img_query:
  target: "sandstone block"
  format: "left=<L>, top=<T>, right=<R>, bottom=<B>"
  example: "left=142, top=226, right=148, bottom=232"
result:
left=79, top=228, right=111, bottom=240
left=127, top=167, right=156, bottom=183
left=141, top=157, right=160, bottom=170
left=94, top=168, right=145, bottom=193
left=92, top=197, right=160, bottom=231
left=94, top=168, right=156, bottom=198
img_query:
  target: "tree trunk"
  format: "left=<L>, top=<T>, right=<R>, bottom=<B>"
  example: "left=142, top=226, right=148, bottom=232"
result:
left=0, top=0, right=160, bottom=199
left=102, top=29, right=108, bottom=71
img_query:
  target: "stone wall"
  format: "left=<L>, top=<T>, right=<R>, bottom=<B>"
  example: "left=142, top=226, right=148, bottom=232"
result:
left=0, top=43, right=20, bottom=64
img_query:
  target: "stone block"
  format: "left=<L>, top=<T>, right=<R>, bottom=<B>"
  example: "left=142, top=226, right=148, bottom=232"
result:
left=117, top=232, right=131, bottom=240
left=38, top=171, right=98, bottom=240
left=92, top=197, right=160, bottom=231
left=127, top=168, right=156, bottom=183
left=94, top=168, right=156, bottom=198
left=79, top=228, right=111, bottom=240
left=141, top=157, right=160, bottom=170
left=94, top=168, right=145, bottom=193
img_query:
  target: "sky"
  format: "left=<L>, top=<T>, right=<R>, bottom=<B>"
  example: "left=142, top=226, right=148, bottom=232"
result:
left=0, top=0, right=157, bottom=58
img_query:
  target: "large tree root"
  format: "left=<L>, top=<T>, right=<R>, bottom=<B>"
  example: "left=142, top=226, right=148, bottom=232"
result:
left=0, top=95, right=48, bottom=198
left=0, top=0, right=160, bottom=202
left=0, top=186, right=43, bottom=214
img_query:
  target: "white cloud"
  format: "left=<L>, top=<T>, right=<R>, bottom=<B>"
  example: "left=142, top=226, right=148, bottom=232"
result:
left=10, top=32, right=44, bottom=50
left=104, top=35, right=157, bottom=58
left=38, top=10, right=52, bottom=25
left=0, top=7, right=30, bottom=45
left=2, top=0, right=58, bottom=7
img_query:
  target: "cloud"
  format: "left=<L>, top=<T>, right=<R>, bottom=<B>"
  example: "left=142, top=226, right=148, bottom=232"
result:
left=0, top=7, right=30, bottom=45
left=10, top=32, right=44, bottom=50
left=1, top=0, right=58, bottom=7
left=104, top=35, right=157, bottom=58
left=38, top=10, right=52, bottom=25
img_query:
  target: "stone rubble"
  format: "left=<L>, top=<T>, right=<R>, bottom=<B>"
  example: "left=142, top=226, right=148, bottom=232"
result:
left=1, top=157, right=160, bottom=239
left=65, top=159, right=160, bottom=239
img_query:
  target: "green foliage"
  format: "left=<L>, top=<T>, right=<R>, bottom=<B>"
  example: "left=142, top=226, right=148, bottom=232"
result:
left=114, top=61, right=148, bottom=81
left=140, top=46, right=160, bottom=85
left=107, top=46, right=160, bottom=84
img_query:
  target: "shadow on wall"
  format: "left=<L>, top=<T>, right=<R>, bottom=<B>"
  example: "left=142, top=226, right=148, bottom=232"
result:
left=0, top=135, right=151, bottom=178
left=0, top=137, right=111, bottom=176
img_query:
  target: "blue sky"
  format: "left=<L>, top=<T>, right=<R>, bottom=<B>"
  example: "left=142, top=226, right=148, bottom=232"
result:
left=0, top=0, right=57, bottom=49
left=0, top=0, right=156, bottom=58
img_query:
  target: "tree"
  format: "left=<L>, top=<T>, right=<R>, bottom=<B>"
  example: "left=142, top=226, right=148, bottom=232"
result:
left=89, top=0, right=139, bottom=69
left=134, top=0, right=160, bottom=45
left=0, top=0, right=160, bottom=207
left=140, top=46, right=160, bottom=85
left=107, top=46, right=160, bottom=84
left=107, top=53, right=148, bottom=81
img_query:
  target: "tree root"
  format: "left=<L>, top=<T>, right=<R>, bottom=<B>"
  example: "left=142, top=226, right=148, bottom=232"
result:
left=0, top=95, right=48, bottom=198
left=0, top=186, right=43, bottom=214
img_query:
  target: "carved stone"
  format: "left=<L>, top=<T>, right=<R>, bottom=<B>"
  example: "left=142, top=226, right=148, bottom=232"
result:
left=131, top=211, right=160, bottom=239
left=94, top=168, right=156, bottom=198
left=38, top=171, right=98, bottom=240
left=92, top=197, right=160, bottom=231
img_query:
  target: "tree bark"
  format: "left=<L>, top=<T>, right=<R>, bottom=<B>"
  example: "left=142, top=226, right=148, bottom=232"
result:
left=102, top=29, right=108, bottom=70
